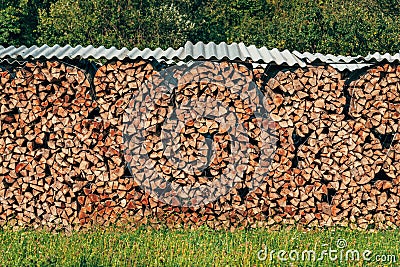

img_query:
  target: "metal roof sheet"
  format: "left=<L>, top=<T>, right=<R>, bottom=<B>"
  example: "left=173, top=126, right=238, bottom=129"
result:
left=172, top=42, right=306, bottom=66
left=0, top=44, right=131, bottom=60
left=0, top=41, right=306, bottom=67
left=292, top=50, right=400, bottom=71
left=329, top=63, right=372, bottom=72
left=293, top=50, right=400, bottom=67
left=1, top=42, right=399, bottom=71
left=364, top=52, right=400, bottom=63
left=292, top=51, right=363, bottom=64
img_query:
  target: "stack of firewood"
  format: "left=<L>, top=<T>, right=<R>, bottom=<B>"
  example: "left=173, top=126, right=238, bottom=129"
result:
left=77, top=60, right=155, bottom=226
left=121, top=60, right=278, bottom=229
left=294, top=120, right=385, bottom=227
left=258, top=64, right=400, bottom=229
left=264, top=66, right=346, bottom=136
left=1, top=58, right=400, bottom=230
left=0, top=61, right=95, bottom=228
left=349, top=64, right=400, bottom=134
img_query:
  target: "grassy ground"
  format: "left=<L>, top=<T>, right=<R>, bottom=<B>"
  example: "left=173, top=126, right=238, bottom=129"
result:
left=0, top=226, right=399, bottom=266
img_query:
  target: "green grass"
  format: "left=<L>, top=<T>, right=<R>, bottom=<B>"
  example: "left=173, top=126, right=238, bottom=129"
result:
left=0, top=226, right=399, bottom=267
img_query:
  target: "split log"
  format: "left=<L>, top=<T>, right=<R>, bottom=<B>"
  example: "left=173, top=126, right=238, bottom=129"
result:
left=252, top=65, right=266, bottom=89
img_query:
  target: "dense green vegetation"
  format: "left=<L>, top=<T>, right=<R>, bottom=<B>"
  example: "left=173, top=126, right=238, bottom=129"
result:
left=0, top=227, right=399, bottom=266
left=1, top=0, right=400, bottom=55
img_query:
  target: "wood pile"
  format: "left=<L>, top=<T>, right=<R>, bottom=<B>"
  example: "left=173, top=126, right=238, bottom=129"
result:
left=293, top=120, right=385, bottom=227
left=121, top=60, right=278, bottom=228
left=78, top=60, right=155, bottom=227
left=296, top=120, right=384, bottom=185
left=0, top=61, right=95, bottom=228
left=0, top=59, right=399, bottom=230
left=349, top=64, right=400, bottom=134
left=264, top=66, right=346, bottom=136
left=93, top=60, right=155, bottom=121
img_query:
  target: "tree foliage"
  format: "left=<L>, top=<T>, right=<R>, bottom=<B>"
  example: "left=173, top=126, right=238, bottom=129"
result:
left=37, top=0, right=194, bottom=49
left=0, top=0, right=55, bottom=46
left=1, top=0, right=400, bottom=55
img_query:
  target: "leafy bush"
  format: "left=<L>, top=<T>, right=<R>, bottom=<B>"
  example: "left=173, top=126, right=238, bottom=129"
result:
left=1, top=0, right=400, bottom=55
left=37, top=0, right=194, bottom=49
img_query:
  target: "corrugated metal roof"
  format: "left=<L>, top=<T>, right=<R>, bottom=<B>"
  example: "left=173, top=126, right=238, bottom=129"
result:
left=364, top=52, right=400, bottom=63
left=1, top=42, right=399, bottom=71
left=292, top=50, right=400, bottom=71
left=0, top=58, right=28, bottom=66
left=0, top=44, right=131, bottom=60
left=329, top=63, right=372, bottom=72
left=292, top=51, right=362, bottom=64
left=293, top=50, right=400, bottom=69
left=0, top=41, right=306, bottom=67
left=173, top=42, right=306, bottom=66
